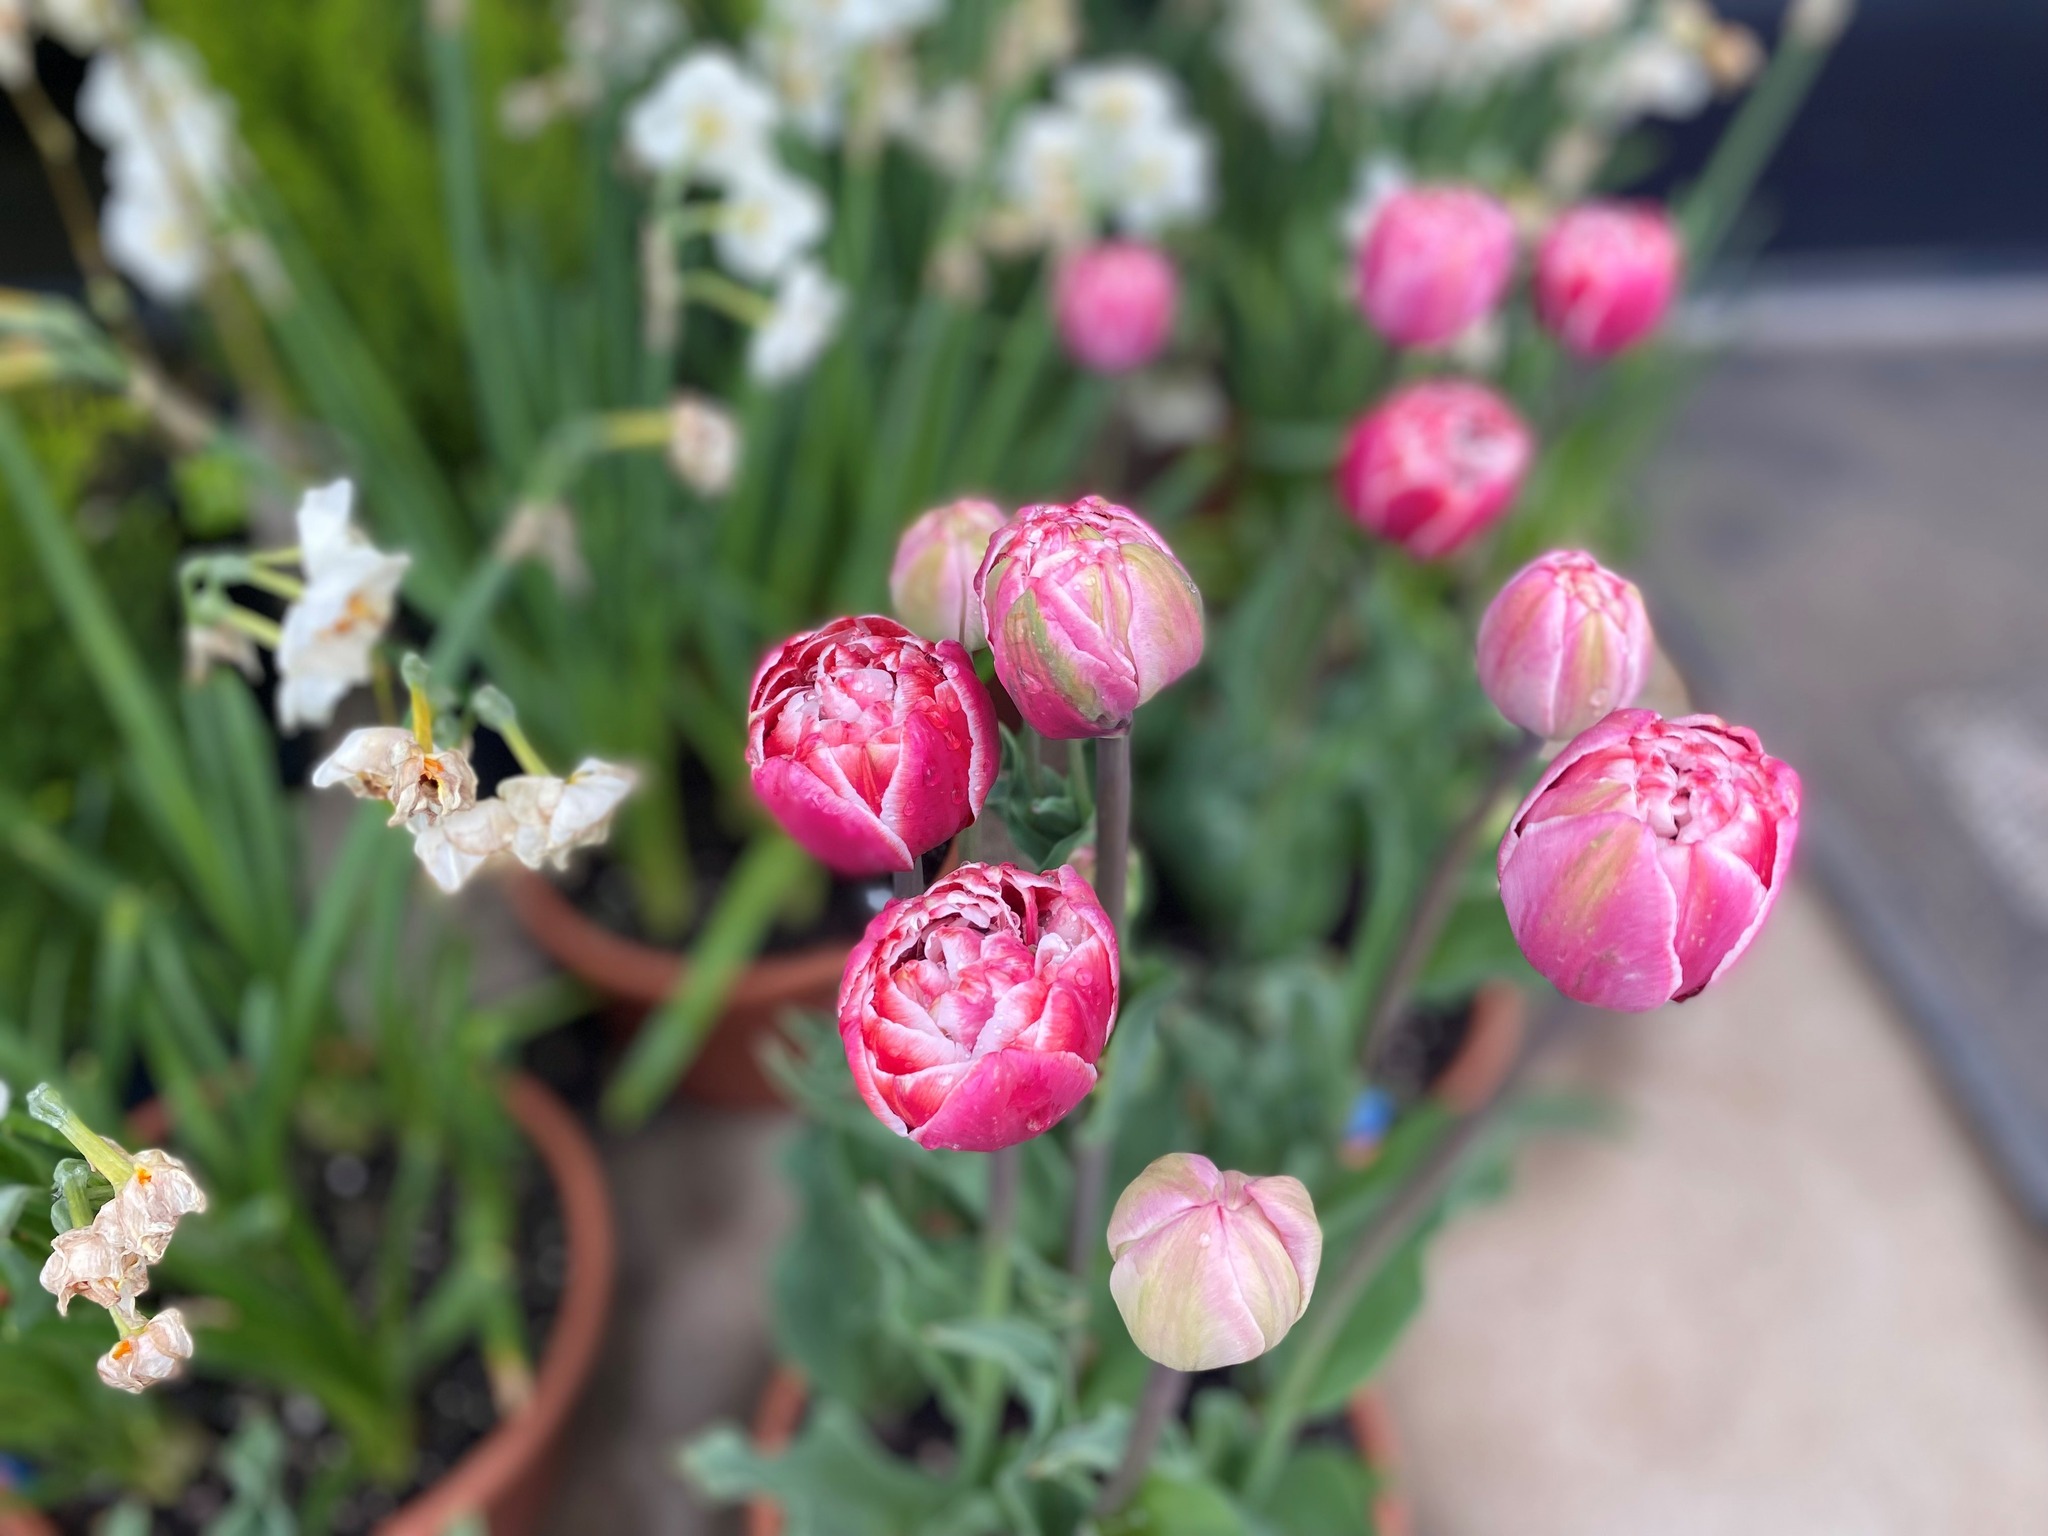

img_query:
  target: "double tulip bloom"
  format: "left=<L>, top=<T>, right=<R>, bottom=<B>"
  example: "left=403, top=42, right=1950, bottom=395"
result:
left=977, top=496, right=1205, bottom=739
left=1337, top=380, right=1533, bottom=560
left=1498, top=710, right=1802, bottom=1011
left=1534, top=202, right=1684, bottom=358
left=889, top=498, right=1008, bottom=650
left=747, top=616, right=998, bottom=876
left=1477, top=550, right=1654, bottom=739
left=838, top=862, right=1119, bottom=1152
left=1356, top=185, right=1517, bottom=349
left=1054, top=241, right=1180, bottom=376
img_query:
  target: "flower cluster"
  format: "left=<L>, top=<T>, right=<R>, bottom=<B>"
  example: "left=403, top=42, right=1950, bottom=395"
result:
left=29, top=1087, right=207, bottom=1395
left=750, top=0, right=946, bottom=147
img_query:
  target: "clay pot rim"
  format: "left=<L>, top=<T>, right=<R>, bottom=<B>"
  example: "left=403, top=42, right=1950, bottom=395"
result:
left=1428, top=980, right=1529, bottom=1116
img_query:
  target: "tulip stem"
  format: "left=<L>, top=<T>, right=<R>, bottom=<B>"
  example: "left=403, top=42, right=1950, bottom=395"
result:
left=1094, top=1362, right=1188, bottom=1517
left=1065, top=731, right=1131, bottom=1279
left=1358, top=729, right=1542, bottom=1072
left=958, top=1142, right=1021, bottom=1483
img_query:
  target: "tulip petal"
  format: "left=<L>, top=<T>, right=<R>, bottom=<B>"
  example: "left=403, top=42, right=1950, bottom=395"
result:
left=1240, top=1174, right=1323, bottom=1303
left=1500, top=811, right=1682, bottom=1012
left=908, top=1047, right=1098, bottom=1152
left=1109, top=1207, right=1270, bottom=1372
left=1106, top=1153, right=1225, bottom=1256
left=751, top=757, right=912, bottom=875
left=1669, top=841, right=1769, bottom=999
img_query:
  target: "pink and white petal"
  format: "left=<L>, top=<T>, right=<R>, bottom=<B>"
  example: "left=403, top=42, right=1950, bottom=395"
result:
left=1500, top=811, right=1683, bottom=1012
left=908, top=1048, right=1097, bottom=1151
left=751, top=758, right=912, bottom=875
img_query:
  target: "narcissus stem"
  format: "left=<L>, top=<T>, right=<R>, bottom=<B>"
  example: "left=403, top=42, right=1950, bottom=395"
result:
left=1094, top=1361, right=1187, bottom=1517
left=1358, top=729, right=1541, bottom=1071
left=958, top=1142, right=1021, bottom=1483
left=1066, top=731, right=1131, bottom=1279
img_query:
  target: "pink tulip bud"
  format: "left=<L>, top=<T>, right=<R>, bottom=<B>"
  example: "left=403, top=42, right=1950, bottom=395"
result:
left=1054, top=241, right=1179, bottom=375
left=838, top=861, right=1119, bottom=1151
left=747, top=615, right=999, bottom=876
left=1356, top=185, right=1518, bottom=349
left=1498, top=710, right=1802, bottom=1011
left=1107, top=1153, right=1322, bottom=1372
left=889, top=499, right=1009, bottom=649
left=1534, top=201, right=1684, bottom=358
left=1477, top=550, right=1654, bottom=739
left=1336, top=380, right=1533, bottom=559
left=976, top=495, right=1204, bottom=739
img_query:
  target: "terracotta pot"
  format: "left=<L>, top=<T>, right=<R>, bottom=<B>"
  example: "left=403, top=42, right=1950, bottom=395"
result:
left=125, top=1076, right=613, bottom=1536
left=1429, top=981, right=1527, bottom=1116
left=740, top=1369, right=1411, bottom=1536
left=505, top=868, right=847, bottom=1109
left=0, top=1505, right=57, bottom=1536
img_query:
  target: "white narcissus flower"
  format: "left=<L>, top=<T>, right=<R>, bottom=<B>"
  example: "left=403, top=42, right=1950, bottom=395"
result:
left=34, top=0, right=126, bottom=53
left=1001, top=106, right=1089, bottom=244
left=1109, top=122, right=1212, bottom=236
left=311, top=727, right=479, bottom=828
left=716, top=161, right=828, bottom=283
left=497, top=758, right=639, bottom=871
left=1059, top=60, right=1180, bottom=147
left=565, top=0, right=684, bottom=84
left=411, top=798, right=518, bottom=893
left=100, top=179, right=211, bottom=303
left=40, top=1223, right=145, bottom=1317
left=667, top=395, right=740, bottom=496
left=98, top=1308, right=194, bottom=1394
left=275, top=482, right=410, bottom=733
left=910, top=83, right=983, bottom=179
left=624, top=47, right=778, bottom=182
left=1580, top=28, right=1713, bottom=124
left=748, top=260, right=844, bottom=384
left=751, top=20, right=846, bottom=143
left=1219, top=0, right=1336, bottom=136
left=79, top=38, right=237, bottom=195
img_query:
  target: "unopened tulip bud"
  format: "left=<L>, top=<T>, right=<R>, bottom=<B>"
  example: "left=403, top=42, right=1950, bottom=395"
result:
left=1498, top=710, right=1802, bottom=1011
left=1336, top=380, right=1533, bottom=560
left=1054, top=241, right=1179, bottom=375
left=1107, top=1153, right=1322, bottom=1372
left=748, top=616, right=999, bottom=875
left=1356, top=185, right=1517, bottom=349
left=976, top=496, right=1204, bottom=739
left=1534, top=202, right=1683, bottom=358
left=1477, top=551, right=1653, bottom=739
left=890, top=499, right=1009, bottom=649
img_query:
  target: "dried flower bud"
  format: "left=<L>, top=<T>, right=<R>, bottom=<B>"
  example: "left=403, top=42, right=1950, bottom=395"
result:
left=98, top=1309, right=194, bottom=1394
left=667, top=395, right=741, bottom=497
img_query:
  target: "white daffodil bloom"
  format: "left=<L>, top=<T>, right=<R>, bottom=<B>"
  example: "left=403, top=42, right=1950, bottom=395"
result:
left=100, top=177, right=211, bottom=303
left=667, top=395, right=740, bottom=495
left=411, top=797, right=518, bottom=893
left=1059, top=60, right=1180, bottom=147
left=497, top=758, right=639, bottom=871
left=1340, top=153, right=1411, bottom=251
left=275, top=482, right=410, bottom=732
left=624, top=47, right=778, bottom=182
left=311, top=727, right=478, bottom=828
left=1219, top=0, right=1336, bottom=136
left=35, top=0, right=126, bottom=53
left=40, top=1223, right=145, bottom=1317
left=79, top=38, right=236, bottom=196
left=748, top=260, right=844, bottom=384
left=1001, top=106, right=1090, bottom=244
left=98, top=1308, right=194, bottom=1394
left=1579, top=27, right=1713, bottom=123
left=0, top=0, right=31, bottom=89
left=565, top=0, right=684, bottom=84
left=1108, top=120, right=1212, bottom=236
left=752, top=20, right=846, bottom=143
left=716, top=161, right=828, bottom=283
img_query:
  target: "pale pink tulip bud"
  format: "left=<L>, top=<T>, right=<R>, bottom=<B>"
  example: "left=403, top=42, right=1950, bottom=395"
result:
left=748, top=616, right=999, bottom=876
left=1356, top=185, right=1517, bottom=349
left=1336, top=380, right=1533, bottom=559
left=1534, top=202, right=1684, bottom=358
left=889, top=499, right=1009, bottom=649
left=1107, top=1153, right=1322, bottom=1372
left=1498, top=710, right=1802, bottom=1011
left=976, top=496, right=1204, bottom=739
left=1054, top=241, right=1179, bottom=375
left=838, top=862, right=1118, bottom=1151
left=1476, top=550, right=1653, bottom=739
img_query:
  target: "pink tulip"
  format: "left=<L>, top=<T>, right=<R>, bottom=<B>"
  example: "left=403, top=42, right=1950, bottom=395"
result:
left=1498, top=710, right=1802, bottom=1011
left=1534, top=202, right=1684, bottom=358
left=976, top=495, right=1204, bottom=739
left=890, top=498, right=1009, bottom=649
left=838, top=861, right=1119, bottom=1151
left=1336, top=380, right=1533, bottom=559
left=1107, top=1153, right=1322, bottom=1372
left=1054, top=241, right=1179, bottom=375
left=1477, top=550, right=1654, bottom=739
left=1356, top=185, right=1518, bottom=349
left=747, top=615, right=998, bottom=876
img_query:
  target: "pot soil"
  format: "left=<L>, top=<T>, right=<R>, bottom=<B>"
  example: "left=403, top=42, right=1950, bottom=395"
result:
left=741, top=1367, right=1411, bottom=1536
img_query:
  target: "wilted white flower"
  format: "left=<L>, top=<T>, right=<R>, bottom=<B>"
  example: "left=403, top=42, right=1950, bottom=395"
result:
left=911, top=82, right=984, bottom=178
left=274, top=482, right=410, bottom=732
left=666, top=395, right=740, bottom=495
left=1219, top=0, right=1337, bottom=136
left=1122, top=369, right=1228, bottom=449
left=497, top=758, right=639, bottom=871
left=102, top=1149, right=207, bottom=1267
left=311, top=727, right=478, bottom=828
left=1340, top=153, right=1410, bottom=250
left=100, top=178, right=210, bottom=302
left=748, top=260, right=844, bottom=384
left=411, top=797, right=517, bottom=893
left=625, top=47, right=778, bottom=181
left=35, top=0, right=126, bottom=54
left=496, top=500, right=590, bottom=594
left=717, top=161, right=828, bottom=282
left=41, top=1224, right=145, bottom=1317
left=565, top=0, right=684, bottom=83
left=98, top=1308, right=194, bottom=1394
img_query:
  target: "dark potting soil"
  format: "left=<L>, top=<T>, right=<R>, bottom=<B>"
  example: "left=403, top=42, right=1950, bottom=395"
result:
left=1373, top=998, right=1473, bottom=1103
left=48, top=1132, right=567, bottom=1535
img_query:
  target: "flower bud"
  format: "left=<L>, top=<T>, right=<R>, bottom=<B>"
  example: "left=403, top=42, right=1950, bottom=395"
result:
left=1355, top=185, right=1517, bottom=349
left=1336, top=380, right=1533, bottom=559
left=1534, top=202, right=1683, bottom=358
left=838, top=862, right=1118, bottom=1151
left=1054, top=241, right=1179, bottom=375
left=976, top=496, right=1204, bottom=739
left=747, top=616, right=999, bottom=875
left=1477, top=550, right=1653, bottom=739
left=1498, top=710, right=1802, bottom=1011
left=1107, top=1153, right=1322, bottom=1372
left=889, top=499, right=1009, bottom=649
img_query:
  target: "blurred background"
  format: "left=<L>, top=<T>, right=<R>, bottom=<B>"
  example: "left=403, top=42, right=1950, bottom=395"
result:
left=6, top=2, right=2048, bottom=1533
